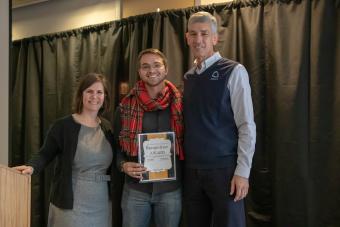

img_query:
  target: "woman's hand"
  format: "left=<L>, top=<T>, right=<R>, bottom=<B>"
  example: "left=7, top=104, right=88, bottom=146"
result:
left=12, top=165, right=34, bottom=175
left=121, top=162, right=146, bottom=179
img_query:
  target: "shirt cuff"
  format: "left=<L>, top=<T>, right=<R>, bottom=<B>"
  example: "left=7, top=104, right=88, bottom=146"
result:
left=234, top=164, right=251, bottom=179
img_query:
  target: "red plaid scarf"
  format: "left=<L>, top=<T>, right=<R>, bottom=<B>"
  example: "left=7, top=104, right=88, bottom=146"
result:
left=119, top=80, right=184, bottom=160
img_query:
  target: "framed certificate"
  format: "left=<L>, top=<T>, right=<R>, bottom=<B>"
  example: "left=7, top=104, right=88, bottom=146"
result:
left=138, top=131, right=176, bottom=183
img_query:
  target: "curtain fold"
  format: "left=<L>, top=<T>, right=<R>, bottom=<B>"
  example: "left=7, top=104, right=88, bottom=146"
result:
left=264, top=1, right=311, bottom=226
left=10, top=1, right=340, bottom=226
left=309, top=0, right=340, bottom=226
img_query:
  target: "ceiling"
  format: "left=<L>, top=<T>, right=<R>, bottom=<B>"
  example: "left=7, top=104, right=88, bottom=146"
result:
left=12, top=0, right=49, bottom=9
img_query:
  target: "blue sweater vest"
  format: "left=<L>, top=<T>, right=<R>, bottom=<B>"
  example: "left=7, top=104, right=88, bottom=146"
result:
left=184, top=58, right=238, bottom=168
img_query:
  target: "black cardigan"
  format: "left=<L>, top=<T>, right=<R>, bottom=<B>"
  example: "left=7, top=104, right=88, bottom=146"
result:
left=27, top=115, right=115, bottom=209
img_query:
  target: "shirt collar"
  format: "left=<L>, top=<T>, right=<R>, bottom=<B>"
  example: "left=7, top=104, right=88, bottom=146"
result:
left=194, top=52, right=222, bottom=74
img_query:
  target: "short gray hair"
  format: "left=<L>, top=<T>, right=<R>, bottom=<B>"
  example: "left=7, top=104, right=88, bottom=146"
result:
left=188, top=11, right=218, bottom=34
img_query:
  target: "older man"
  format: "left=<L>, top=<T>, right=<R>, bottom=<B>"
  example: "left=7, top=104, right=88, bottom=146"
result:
left=183, top=11, right=256, bottom=227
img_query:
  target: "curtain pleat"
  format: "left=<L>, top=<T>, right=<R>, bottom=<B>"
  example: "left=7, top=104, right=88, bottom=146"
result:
left=309, top=0, right=340, bottom=226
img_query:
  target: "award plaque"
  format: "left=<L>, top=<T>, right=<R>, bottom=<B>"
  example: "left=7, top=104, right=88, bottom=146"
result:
left=138, top=132, right=176, bottom=183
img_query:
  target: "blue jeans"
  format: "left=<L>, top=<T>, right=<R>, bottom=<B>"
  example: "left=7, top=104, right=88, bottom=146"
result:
left=121, top=184, right=182, bottom=227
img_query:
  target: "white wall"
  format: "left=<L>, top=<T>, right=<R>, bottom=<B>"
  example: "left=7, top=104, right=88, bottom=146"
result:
left=197, top=0, right=233, bottom=5
left=122, top=0, right=193, bottom=18
left=12, top=0, right=121, bottom=40
left=0, top=0, right=9, bottom=165
left=12, top=0, right=235, bottom=40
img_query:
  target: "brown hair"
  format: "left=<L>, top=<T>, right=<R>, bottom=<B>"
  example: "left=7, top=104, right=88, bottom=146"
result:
left=73, top=73, right=111, bottom=115
left=137, top=48, right=168, bottom=70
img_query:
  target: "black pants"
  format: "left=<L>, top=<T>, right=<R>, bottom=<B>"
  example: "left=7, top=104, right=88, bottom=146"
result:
left=184, top=167, right=246, bottom=227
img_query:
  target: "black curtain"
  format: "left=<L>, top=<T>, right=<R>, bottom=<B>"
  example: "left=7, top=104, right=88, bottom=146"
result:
left=10, top=0, right=340, bottom=226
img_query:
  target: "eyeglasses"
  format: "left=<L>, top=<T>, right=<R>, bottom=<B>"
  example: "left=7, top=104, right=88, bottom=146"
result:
left=140, top=63, right=164, bottom=72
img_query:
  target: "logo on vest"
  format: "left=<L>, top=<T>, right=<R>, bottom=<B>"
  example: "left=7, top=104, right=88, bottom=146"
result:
left=210, top=71, right=220, bottom=80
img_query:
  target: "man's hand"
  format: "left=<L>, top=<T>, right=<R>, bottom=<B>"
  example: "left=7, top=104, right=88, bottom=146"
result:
left=229, top=175, right=249, bottom=202
left=121, top=162, right=147, bottom=179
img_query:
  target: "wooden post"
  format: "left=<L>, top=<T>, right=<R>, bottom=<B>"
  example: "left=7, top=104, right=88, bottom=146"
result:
left=0, top=164, right=31, bottom=227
